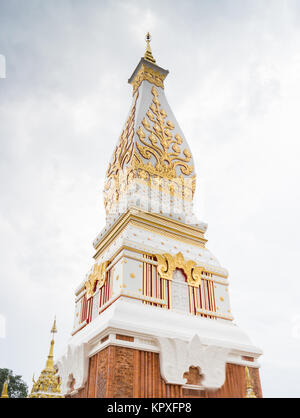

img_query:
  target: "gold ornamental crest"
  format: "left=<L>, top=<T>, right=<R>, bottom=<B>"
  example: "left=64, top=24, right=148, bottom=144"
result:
left=155, top=252, right=203, bottom=287
left=85, top=261, right=109, bottom=299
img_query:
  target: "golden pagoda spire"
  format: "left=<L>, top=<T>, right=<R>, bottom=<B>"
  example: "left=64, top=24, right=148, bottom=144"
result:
left=28, top=317, right=64, bottom=398
left=144, top=32, right=156, bottom=63
left=51, top=317, right=57, bottom=334
left=245, top=366, right=257, bottom=398
left=45, top=317, right=57, bottom=370
left=1, top=378, right=9, bottom=398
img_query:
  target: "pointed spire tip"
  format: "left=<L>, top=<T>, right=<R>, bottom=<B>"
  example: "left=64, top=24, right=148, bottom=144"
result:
left=144, top=32, right=156, bottom=64
left=51, top=316, right=57, bottom=334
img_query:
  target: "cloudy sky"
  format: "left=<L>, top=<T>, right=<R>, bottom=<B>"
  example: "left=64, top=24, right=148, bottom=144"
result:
left=0, top=0, right=300, bottom=398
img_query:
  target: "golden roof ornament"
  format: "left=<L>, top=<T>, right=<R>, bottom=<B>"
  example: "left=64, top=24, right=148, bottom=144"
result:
left=1, top=378, right=9, bottom=398
left=51, top=317, right=57, bottom=334
left=28, top=318, right=64, bottom=398
left=245, top=367, right=257, bottom=398
left=144, top=32, right=156, bottom=63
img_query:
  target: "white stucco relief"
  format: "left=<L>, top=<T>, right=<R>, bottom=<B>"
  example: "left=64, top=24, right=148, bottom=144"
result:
left=56, top=343, right=89, bottom=394
left=157, top=335, right=229, bottom=389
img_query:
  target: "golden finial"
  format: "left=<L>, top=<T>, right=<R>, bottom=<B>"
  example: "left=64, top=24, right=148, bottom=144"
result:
left=46, top=317, right=57, bottom=370
left=144, top=32, right=156, bottom=63
left=1, top=378, right=9, bottom=398
left=245, top=367, right=257, bottom=398
left=51, top=317, right=57, bottom=335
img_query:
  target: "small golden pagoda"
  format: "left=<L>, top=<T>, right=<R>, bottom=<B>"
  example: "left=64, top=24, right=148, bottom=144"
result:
left=29, top=318, right=64, bottom=398
left=1, top=379, right=9, bottom=398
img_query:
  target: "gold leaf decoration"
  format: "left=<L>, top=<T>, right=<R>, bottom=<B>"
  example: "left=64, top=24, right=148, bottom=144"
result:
left=130, top=64, right=166, bottom=95
left=155, top=252, right=203, bottom=287
left=103, top=92, right=139, bottom=211
left=85, top=261, right=109, bottom=299
left=133, top=86, right=194, bottom=181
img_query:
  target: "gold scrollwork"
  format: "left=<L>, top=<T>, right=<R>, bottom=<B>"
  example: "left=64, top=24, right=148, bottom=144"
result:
left=85, top=261, right=109, bottom=299
left=155, top=252, right=203, bottom=287
left=131, top=64, right=166, bottom=95
left=133, top=86, right=194, bottom=181
left=104, top=92, right=139, bottom=210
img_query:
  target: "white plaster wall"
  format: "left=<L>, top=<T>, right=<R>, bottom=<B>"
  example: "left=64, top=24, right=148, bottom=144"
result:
left=214, top=282, right=231, bottom=317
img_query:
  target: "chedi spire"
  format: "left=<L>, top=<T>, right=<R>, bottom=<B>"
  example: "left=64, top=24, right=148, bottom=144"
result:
left=102, top=33, right=199, bottom=232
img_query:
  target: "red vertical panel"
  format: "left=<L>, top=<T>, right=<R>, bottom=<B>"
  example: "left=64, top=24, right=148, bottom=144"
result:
left=211, top=280, right=216, bottom=313
left=198, top=285, right=202, bottom=313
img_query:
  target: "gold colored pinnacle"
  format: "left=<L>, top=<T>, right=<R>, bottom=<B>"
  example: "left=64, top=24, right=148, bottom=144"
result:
left=144, top=32, right=156, bottom=63
left=245, top=367, right=257, bottom=398
left=46, top=317, right=57, bottom=370
left=51, top=317, right=57, bottom=335
left=1, top=379, right=9, bottom=398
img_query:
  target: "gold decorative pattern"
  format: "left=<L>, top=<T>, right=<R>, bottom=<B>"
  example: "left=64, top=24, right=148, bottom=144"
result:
left=85, top=261, right=109, bottom=299
left=130, top=64, right=166, bottom=95
left=130, top=86, right=195, bottom=201
left=155, top=252, right=203, bottom=287
left=134, top=86, right=193, bottom=178
left=104, top=92, right=139, bottom=211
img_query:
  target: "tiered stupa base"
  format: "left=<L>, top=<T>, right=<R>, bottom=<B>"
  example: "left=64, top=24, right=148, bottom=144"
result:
left=67, top=344, right=262, bottom=398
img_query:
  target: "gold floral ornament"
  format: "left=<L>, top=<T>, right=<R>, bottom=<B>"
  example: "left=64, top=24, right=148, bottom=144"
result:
left=131, top=64, right=166, bottom=95
left=131, top=87, right=196, bottom=201
left=85, top=261, right=109, bottom=299
left=155, top=252, right=203, bottom=287
left=104, top=92, right=139, bottom=212
left=133, top=86, right=194, bottom=181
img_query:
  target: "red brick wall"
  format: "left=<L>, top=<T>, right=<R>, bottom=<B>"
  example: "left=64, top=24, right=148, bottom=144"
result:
left=68, top=346, right=262, bottom=398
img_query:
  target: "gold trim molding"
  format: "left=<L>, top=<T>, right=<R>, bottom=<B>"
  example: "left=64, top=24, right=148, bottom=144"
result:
left=93, top=207, right=208, bottom=258
left=104, top=92, right=139, bottom=212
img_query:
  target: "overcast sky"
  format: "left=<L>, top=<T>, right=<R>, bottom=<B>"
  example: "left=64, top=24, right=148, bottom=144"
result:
left=0, top=0, right=300, bottom=398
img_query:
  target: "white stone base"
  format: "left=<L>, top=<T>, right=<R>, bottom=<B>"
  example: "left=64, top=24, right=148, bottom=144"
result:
left=56, top=297, right=262, bottom=394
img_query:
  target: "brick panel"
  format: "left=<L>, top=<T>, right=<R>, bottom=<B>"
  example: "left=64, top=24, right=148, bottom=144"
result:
left=68, top=346, right=262, bottom=398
